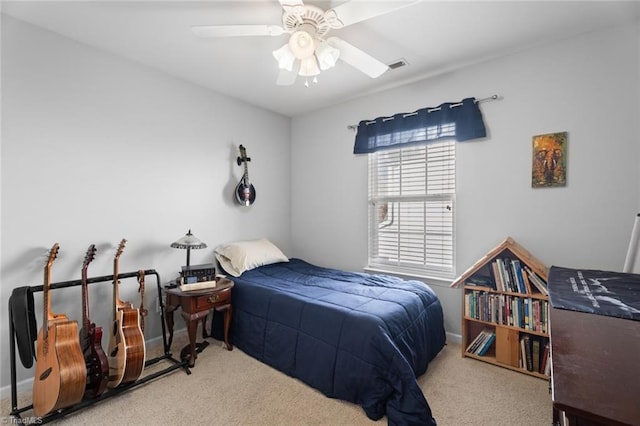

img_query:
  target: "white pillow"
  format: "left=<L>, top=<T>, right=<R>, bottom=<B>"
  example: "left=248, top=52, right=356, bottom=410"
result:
left=215, top=238, right=288, bottom=277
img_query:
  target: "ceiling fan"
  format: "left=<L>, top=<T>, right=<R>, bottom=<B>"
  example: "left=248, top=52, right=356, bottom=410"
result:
left=191, top=0, right=418, bottom=86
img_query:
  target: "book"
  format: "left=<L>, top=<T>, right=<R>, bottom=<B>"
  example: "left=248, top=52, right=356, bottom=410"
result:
left=521, top=269, right=533, bottom=293
left=525, top=266, right=549, bottom=295
left=511, top=259, right=526, bottom=293
left=467, top=328, right=494, bottom=354
left=180, top=279, right=217, bottom=292
left=532, top=337, right=541, bottom=373
left=467, top=275, right=494, bottom=289
left=477, top=332, right=496, bottom=356
left=523, top=335, right=534, bottom=371
left=467, top=334, right=485, bottom=354
left=540, top=341, right=550, bottom=374
left=505, top=258, right=519, bottom=292
left=491, top=262, right=504, bottom=292
left=497, top=258, right=512, bottom=291
left=465, top=330, right=487, bottom=353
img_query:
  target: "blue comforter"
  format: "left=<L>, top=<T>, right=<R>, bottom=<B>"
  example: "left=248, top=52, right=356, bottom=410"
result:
left=229, top=258, right=446, bottom=425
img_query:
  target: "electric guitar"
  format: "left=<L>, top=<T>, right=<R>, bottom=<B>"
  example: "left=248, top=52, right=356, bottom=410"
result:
left=79, top=244, right=109, bottom=399
left=235, top=144, right=256, bottom=206
left=33, top=243, right=86, bottom=417
left=107, top=239, right=146, bottom=388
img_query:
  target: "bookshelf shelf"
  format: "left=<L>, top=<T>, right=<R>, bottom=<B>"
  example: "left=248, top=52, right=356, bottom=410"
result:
left=462, top=317, right=549, bottom=337
left=451, top=237, right=550, bottom=379
left=464, top=287, right=548, bottom=300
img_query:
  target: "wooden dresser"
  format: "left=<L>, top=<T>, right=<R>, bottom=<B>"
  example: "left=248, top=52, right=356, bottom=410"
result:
left=550, top=297, right=640, bottom=425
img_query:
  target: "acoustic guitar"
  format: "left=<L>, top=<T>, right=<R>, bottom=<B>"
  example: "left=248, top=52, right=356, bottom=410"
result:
left=107, top=239, right=146, bottom=388
left=79, top=244, right=109, bottom=399
left=235, top=144, right=256, bottom=206
left=33, top=243, right=86, bottom=417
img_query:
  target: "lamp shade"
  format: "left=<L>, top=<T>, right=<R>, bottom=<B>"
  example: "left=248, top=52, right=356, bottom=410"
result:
left=315, top=40, right=340, bottom=70
left=171, top=230, right=207, bottom=249
left=298, top=56, right=320, bottom=77
left=272, top=44, right=296, bottom=71
left=171, top=230, right=207, bottom=266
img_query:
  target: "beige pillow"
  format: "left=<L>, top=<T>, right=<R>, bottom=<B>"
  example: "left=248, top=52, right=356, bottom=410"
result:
left=215, top=238, right=288, bottom=277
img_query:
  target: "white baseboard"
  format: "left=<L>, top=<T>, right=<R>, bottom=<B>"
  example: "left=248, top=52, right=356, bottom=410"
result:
left=446, top=331, right=462, bottom=344
left=0, top=331, right=184, bottom=401
left=2, top=375, right=33, bottom=402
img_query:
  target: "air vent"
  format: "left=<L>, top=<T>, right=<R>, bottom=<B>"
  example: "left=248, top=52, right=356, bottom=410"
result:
left=388, top=59, right=408, bottom=70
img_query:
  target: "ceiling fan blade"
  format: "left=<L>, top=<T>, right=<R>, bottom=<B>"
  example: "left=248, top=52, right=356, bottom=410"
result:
left=276, top=60, right=301, bottom=86
left=279, top=0, right=306, bottom=22
left=191, top=25, right=285, bottom=38
left=327, top=1, right=419, bottom=29
left=328, top=37, right=388, bottom=78
left=276, top=68, right=298, bottom=86
left=278, top=0, right=304, bottom=7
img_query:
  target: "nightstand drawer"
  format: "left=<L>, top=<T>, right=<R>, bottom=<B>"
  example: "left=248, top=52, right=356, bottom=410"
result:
left=194, top=288, right=231, bottom=310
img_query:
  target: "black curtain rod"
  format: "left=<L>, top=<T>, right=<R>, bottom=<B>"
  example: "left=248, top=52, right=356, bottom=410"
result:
left=346, top=95, right=500, bottom=131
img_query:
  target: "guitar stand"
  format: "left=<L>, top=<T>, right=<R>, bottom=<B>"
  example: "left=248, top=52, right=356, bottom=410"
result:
left=180, top=340, right=209, bottom=364
left=7, top=269, right=190, bottom=424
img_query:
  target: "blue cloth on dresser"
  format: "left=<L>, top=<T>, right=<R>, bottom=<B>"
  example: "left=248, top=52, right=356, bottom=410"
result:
left=227, top=258, right=446, bottom=425
left=548, top=265, right=640, bottom=321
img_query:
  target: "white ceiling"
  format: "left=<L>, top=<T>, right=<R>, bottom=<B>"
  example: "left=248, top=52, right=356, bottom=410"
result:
left=2, top=1, right=639, bottom=117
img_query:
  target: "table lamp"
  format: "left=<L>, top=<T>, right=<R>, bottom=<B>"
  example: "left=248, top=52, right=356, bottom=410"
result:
left=171, top=229, right=207, bottom=266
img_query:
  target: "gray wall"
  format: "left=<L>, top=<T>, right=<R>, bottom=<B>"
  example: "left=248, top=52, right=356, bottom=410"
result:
left=1, top=15, right=291, bottom=389
left=290, top=22, right=640, bottom=337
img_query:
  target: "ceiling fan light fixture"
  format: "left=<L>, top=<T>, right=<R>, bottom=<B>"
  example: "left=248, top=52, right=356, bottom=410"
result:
left=315, top=40, right=340, bottom=70
left=298, top=56, right=320, bottom=77
left=193, top=0, right=418, bottom=87
left=273, top=43, right=296, bottom=71
left=289, top=30, right=316, bottom=59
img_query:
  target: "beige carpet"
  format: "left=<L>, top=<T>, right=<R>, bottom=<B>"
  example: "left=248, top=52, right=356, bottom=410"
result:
left=3, top=334, right=552, bottom=425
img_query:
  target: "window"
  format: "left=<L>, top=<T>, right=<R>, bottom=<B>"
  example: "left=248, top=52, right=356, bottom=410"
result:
left=358, top=96, right=487, bottom=277
left=368, top=139, right=455, bottom=277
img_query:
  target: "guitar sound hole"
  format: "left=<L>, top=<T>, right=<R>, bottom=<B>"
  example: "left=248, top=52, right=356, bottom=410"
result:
left=110, top=347, right=119, bottom=357
left=39, top=367, right=52, bottom=381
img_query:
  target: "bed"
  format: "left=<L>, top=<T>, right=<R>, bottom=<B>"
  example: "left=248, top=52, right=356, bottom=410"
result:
left=214, top=239, right=446, bottom=425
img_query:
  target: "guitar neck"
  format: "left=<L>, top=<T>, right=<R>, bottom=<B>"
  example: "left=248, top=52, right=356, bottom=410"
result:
left=42, top=243, right=59, bottom=343
left=113, top=260, right=120, bottom=317
left=243, top=162, right=250, bottom=184
left=82, top=267, right=90, bottom=336
left=113, top=239, right=127, bottom=317
left=43, top=264, right=50, bottom=339
left=81, top=245, right=96, bottom=338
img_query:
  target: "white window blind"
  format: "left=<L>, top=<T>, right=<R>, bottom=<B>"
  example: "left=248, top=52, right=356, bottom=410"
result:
left=368, top=140, right=455, bottom=277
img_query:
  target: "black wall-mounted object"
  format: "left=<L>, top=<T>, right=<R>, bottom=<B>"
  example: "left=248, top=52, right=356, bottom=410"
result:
left=235, top=144, right=256, bottom=206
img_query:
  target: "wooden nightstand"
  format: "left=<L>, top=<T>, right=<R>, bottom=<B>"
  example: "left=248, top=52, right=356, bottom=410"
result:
left=164, top=278, right=234, bottom=367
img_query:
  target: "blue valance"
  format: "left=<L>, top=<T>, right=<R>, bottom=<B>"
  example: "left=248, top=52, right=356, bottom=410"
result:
left=353, top=97, right=487, bottom=154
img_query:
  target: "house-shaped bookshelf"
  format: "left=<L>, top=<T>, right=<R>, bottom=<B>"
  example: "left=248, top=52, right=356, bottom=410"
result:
left=451, top=237, right=550, bottom=379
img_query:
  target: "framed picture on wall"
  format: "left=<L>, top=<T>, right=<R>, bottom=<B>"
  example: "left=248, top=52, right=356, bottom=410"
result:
left=532, top=131, right=567, bottom=188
